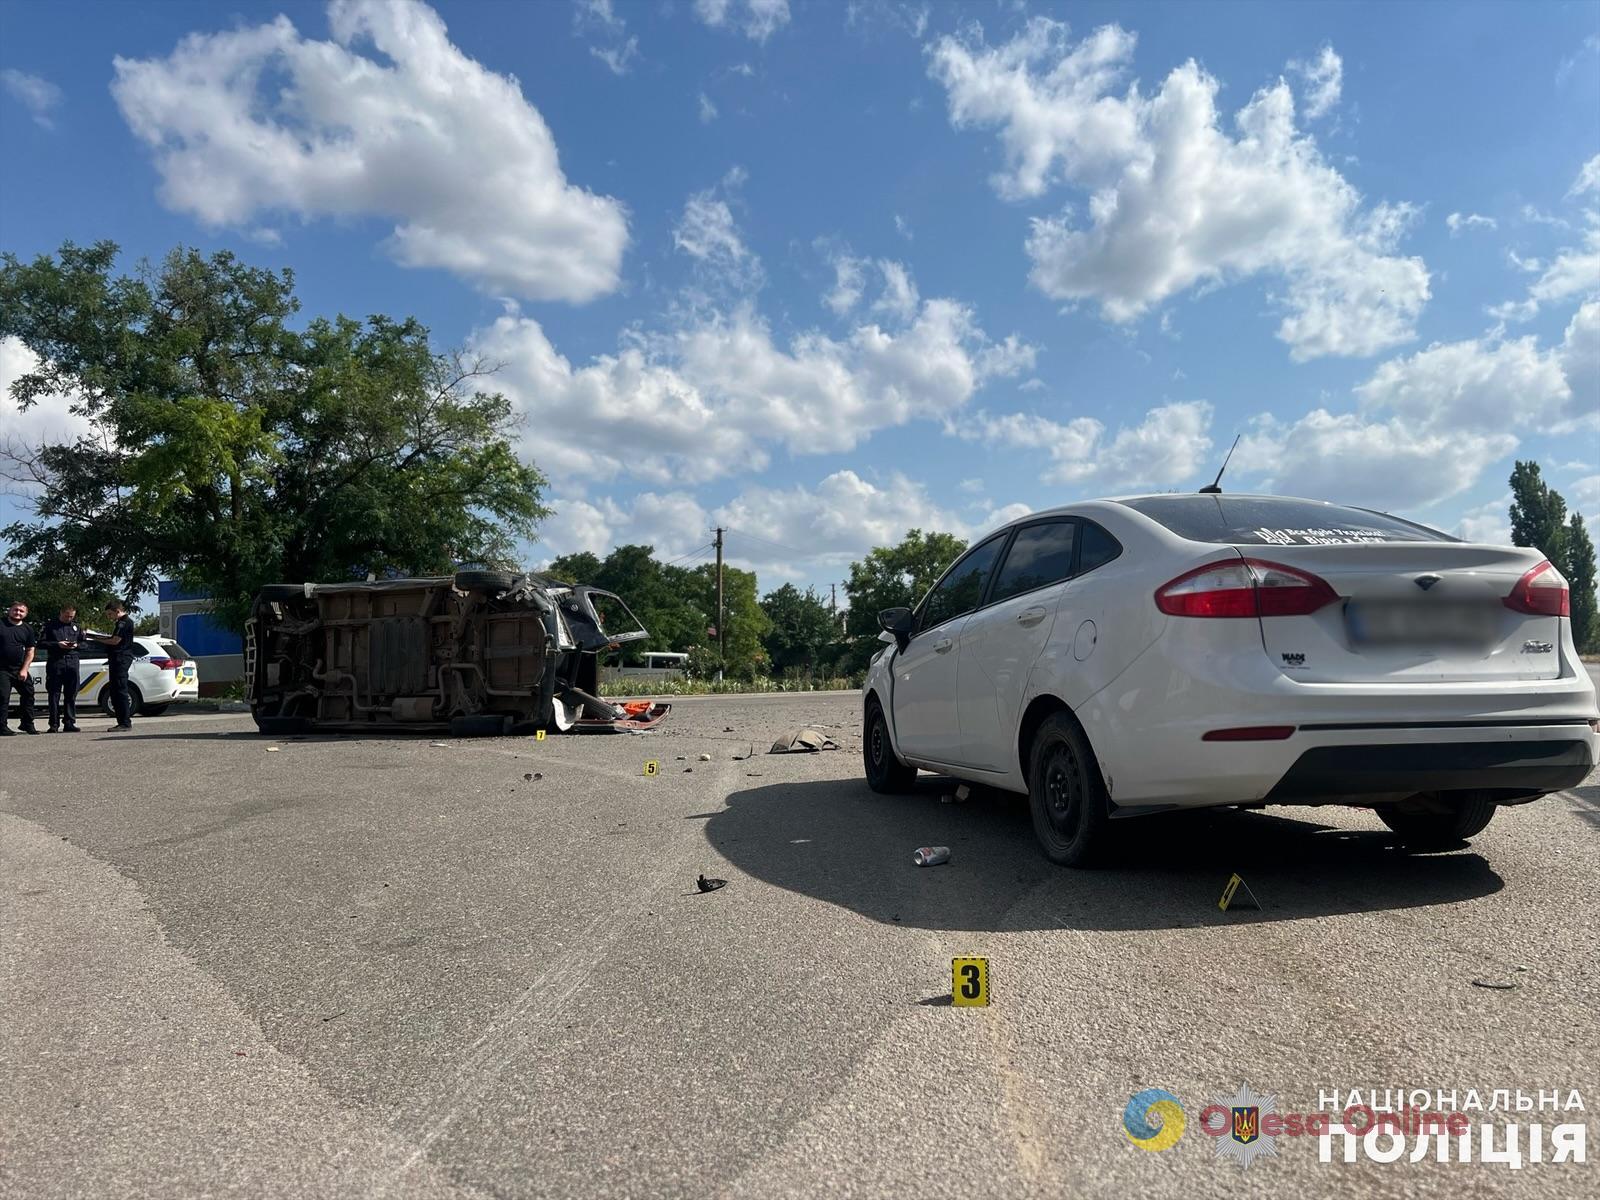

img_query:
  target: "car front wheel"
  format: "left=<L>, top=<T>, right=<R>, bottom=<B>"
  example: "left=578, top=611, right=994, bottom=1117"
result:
left=1027, top=713, right=1110, bottom=867
left=863, top=698, right=917, bottom=793
left=1378, top=792, right=1496, bottom=849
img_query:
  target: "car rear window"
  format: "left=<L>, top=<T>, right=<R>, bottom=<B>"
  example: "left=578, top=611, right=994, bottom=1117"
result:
left=1117, top=496, right=1457, bottom=546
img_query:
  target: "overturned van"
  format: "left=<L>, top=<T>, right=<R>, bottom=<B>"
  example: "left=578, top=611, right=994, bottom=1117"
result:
left=245, top=570, right=667, bottom=736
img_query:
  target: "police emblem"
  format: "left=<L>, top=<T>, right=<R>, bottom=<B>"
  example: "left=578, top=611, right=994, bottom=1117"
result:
left=1212, top=1084, right=1279, bottom=1168
left=1231, top=1106, right=1259, bottom=1144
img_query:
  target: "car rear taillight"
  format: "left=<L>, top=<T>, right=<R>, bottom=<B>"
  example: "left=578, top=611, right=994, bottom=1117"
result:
left=1503, top=559, right=1569, bottom=617
left=1155, top=558, right=1339, bottom=618
left=148, top=657, right=180, bottom=670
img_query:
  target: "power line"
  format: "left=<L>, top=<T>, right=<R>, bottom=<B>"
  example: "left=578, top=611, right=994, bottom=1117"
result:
left=662, top=541, right=715, bottom=568
left=721, top=526, right=810, bottom=559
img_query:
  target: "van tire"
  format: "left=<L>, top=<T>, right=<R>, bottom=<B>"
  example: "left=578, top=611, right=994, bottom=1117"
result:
left=454, top=570, right=516, bottom=595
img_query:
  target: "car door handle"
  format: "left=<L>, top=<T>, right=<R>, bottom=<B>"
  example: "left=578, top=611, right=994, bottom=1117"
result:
left=1016, top=607, right=1048, bottom=627
left=933, top=638, right=954, bottom=654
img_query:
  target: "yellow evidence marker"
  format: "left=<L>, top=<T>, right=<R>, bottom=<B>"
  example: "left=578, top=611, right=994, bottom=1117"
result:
left=642, top=760, right=659, bottom=777
left=951, top=957, right=989, bottom=1007
left=535, top=729, right=546, bottom=741
left=1218, top=873, right=1260, bottom=911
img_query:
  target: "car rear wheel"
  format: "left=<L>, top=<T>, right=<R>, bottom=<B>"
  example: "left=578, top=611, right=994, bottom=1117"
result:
left=863, top=698, right=917, bottom=793
left=1378, top=792, right=1497, bottom=849
left=101, top=683, right=144, bottom=717
left=1027, top=713, right=1110, bottom=867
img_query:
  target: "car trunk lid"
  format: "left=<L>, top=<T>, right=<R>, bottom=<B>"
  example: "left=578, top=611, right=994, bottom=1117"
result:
left=1245, top=543, right=1562, bottom=683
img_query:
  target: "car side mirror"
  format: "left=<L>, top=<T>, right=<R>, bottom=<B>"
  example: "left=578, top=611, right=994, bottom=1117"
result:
left=878, top=606, right=913, bottom=652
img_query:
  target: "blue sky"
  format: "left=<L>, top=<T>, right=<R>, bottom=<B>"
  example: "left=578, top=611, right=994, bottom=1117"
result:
left=2, top=0, right=1597, bottom=596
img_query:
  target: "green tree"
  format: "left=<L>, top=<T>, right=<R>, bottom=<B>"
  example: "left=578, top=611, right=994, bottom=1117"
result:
left=1565, top=511, right=1598, bottom=652
left=692, top=562, right=770, bottom=680
left=843, top=528, right=967, bottom=638
left=760, top=583, right=836, bottom=675
left=0, top=556, right=118, bottom=622
left=1509, top=461, right=1568, bottom=562
left=1, top=242, right=549, bottom=631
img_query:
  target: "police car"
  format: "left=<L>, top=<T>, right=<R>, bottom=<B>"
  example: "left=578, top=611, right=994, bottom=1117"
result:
left=13, top=635, right=201, bottom=718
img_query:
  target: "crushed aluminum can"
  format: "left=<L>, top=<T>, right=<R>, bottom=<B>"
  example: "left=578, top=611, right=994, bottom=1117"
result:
left=913, top=846, right=951, bottom=867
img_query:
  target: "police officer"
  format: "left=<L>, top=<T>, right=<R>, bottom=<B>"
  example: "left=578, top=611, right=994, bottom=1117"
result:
left=41, top=604, right=84, bottom=733
left=1, top=599, right=40, bottom=736
left=88, top=599, right=137, bottom=731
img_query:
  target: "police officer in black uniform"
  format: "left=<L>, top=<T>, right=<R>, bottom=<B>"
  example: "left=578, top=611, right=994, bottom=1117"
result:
left=41, top=604, right=84, bottom=733
left=1, top=599, right=40, bottom=736
left=88, top=599, right=138, bottom=731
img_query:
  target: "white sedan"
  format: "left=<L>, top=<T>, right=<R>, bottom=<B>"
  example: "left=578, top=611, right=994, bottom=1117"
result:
left=862, top=493, right=1600, bottom=865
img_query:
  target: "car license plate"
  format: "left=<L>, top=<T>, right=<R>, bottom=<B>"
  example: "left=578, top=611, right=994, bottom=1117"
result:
left=1345, top=601, right=1498, bottom=648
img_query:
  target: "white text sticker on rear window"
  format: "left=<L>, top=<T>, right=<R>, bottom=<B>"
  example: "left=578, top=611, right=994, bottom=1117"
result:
left=1250, top=526, right=1402, bottom=546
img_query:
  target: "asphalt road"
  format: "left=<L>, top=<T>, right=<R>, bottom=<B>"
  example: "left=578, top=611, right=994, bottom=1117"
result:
left=3, top=685, right=1598, bottom=1199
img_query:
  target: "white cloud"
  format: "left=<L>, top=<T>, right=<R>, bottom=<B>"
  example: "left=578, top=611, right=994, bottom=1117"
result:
left=824, top=254, right=867, bottom=316
left=1454, top=496, right=1513, bottom=545
left=928, top=20, right=1428, bottom=360
left=1573, top=474, right=1600, bottom=514
left=590, top=38, right=640, bottom=75
left=1354, top=332, right=1574, bottom=432
left=1569, top=154, right=1600, bottom=199
left=1288, top=45, right=1342, bottom=121
left=872, top=260, right=920, bottom=322
left=575, top=0, right=624, bottom=32
left=955, top=400, right=1213, bottom=489
left=575, top=0, right=639, bottom=74
left=1446, top=212, right=1497, bottom=236
left=673, top=183, right=759, bottom=291
left=111, top=0, right=629, bottom=303
left=1490, top=222, right=1600, bottom=322
left=1235, top=410, right=1517, bottom=510
left=1560, top=300, right=1600, bottom=422
left=694, top=0, right=791, bottom=42
left=472, top=278, right=1034, bottom=487
left=1232, top=300, right=1600, bottom=513
left=0, top=338, right=99, bottom=490
left=537, top=490, right=711, bottom=563
left=698, top=91, right=719, bottom=122
left=894, top=213, right=914, bottom=241
left=0, top=68, right=62, bottom=129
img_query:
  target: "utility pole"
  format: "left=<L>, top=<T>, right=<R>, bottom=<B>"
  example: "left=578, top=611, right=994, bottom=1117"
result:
left=714, top=526, right=725, bottom=682
left=829, top=582, right=836, bottom=616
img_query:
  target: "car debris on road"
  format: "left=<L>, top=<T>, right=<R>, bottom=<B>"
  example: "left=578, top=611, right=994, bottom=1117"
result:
left=768, top=727, right=841, bottom=753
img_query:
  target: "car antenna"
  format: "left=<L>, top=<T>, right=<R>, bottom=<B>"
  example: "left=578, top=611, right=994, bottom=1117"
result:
left=1198, top=434, right=1240, bottom=495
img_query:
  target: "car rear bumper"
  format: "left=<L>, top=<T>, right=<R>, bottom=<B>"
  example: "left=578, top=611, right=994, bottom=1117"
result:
left=1264, top=738, right=1595, bottom=802
left=1078, top=621, right=1600, bottom=808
